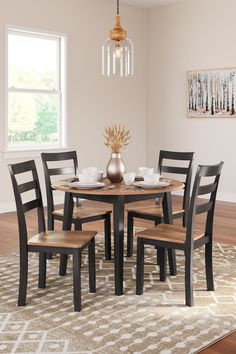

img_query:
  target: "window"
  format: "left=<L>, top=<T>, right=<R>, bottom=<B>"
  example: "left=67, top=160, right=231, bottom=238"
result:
left=6, top=26, right=67, bottom=151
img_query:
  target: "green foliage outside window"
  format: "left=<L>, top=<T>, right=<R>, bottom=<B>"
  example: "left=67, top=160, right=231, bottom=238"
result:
left=8, top=67, right=59, bottom=147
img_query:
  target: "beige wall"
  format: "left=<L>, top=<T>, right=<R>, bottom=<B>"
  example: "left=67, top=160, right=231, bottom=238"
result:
left=147, top=0, right=236, bottom=201
left=1, top=0, right=235, bottom=212
left=0, top=0, right=147, bottom=211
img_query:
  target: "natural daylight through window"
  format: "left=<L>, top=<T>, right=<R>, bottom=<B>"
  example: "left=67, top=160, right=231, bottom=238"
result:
left=6, top=26, right=67, bottom=151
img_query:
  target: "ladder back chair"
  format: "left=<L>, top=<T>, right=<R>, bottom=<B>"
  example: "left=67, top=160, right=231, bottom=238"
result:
left=8, top=160, right=97, bottom=311
left=41, top=151, right=112, bottom=260
left=127, top=150, right=195, bottom=258
left=136, top=161, right=223, bottom=306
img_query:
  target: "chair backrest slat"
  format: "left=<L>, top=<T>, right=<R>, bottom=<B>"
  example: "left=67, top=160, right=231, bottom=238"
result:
left=199, top=164, right=223, bottom=177
left=18, top=180, right=38, bottom=194
left=196, top=201, right=213, bottom=215
left=159, top=150, right=194, bottom=161
left=48, top=166, right=76, bottom=176
left=186, top=161, right=223, bottom=246
left=198, top=183, right=217, bottom=196
left=23, top=198, right=42, bottom=213
left=161, top=166, right=189, bottom=175
left=10, top=160, right=35, bottom=175
left=158, top=150, right=195, bottom=226
left=41, top=151, right=77, bottom=162
left=8, top=160, right=46, bottom=249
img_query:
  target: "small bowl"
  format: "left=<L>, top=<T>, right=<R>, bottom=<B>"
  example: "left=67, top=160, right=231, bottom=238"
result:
left=82, top=167, right=98, bottom=174
left=138, top=167, right=154, bottom=177
left=78, top=173, right=98, bottom=184
left=123, top=172, right=136, bottom=185
left=143, top=173, right=160, bottom=184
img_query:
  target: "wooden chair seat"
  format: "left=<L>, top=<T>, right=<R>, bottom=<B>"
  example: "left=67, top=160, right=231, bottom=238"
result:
left=136, top=224, right=204, bottom=244
left=127, top=205, right=184, bottom=218
left=53, top=207, right=111, bottom=220
left=28, top=230, right=97, bottom=249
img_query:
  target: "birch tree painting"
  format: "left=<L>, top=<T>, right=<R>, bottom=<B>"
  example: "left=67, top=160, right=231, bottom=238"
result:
left=187, top=69, right=236, bottom=118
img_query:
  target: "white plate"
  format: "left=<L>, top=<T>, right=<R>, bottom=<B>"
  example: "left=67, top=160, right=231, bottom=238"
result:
left=68, top=182, right=105, bottom=189
left=133, top=181, right=170, bottom=189
left=136, top=174, right=165, bottom=178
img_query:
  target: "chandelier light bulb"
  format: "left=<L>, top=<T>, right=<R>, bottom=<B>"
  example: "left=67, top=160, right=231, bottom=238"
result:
left=115, top=42, right=121, bottom=59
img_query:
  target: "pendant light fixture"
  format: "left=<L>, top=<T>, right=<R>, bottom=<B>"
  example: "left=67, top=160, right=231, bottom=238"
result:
left=102, top=0, right=134, bottom=77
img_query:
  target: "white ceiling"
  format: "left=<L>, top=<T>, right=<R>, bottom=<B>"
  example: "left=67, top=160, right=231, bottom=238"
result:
left=120, top=0, right=184, bottom=8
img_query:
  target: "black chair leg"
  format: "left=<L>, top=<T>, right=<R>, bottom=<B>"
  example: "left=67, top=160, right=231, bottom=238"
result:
left=127, top=212, right=134, bottom=257
left=74, top=220, right=82, bottom=231
left=156, top=252, right=160, bottom=265
left=159, top=248, right=167, bottom=281
left=88, top=238, right=96, bottom=293
left=168, top=249, right=177, bottom=276
left=154, top=217, right=161, bottom=265
left=38, top=253, right=47, bottom=288
left=18, top=252, right=28, bottom=306
left=47, top=215, right=54, bottom=259
left=59, top=254, right=68, bottom=276
left=136, top=238, right=144, bottom=295
left=73, top=250, right=82, bottom=311
left=205, top=242, right=214, bottom=291
left=104, top=214, right=111, bottom=260
left=48, top=214, right=54, bottom=231
left=185, top=248, right=194, bottom=306
left=157, top=247, right=162, bottom=266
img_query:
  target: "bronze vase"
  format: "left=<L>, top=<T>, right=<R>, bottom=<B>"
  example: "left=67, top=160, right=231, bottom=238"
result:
left=106, top=153, right=126, bottom=183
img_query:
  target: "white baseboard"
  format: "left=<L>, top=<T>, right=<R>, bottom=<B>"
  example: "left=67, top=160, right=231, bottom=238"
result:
left=216, top=192, right=236, bottom=203
left=0, top=195, right=65, bottom=214
left=172, top=191, right=236, bottom=204
left=0, top=202, right=16, bottom=213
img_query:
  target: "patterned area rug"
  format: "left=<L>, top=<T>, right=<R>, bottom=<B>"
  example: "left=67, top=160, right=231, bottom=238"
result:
left=0, top=234, right=236, bottom=354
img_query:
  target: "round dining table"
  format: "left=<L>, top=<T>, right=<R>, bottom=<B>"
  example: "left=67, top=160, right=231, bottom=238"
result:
left=52, top=178, right=184, bottom=296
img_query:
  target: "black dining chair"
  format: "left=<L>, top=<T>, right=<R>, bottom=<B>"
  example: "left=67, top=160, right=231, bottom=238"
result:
left=127, top=150, right=195, bottom=261
left=8, top=160, right=97, bottom=311
left=136, top=161, right=223, bottom=306
left=41, top=151, right=112, bottom=260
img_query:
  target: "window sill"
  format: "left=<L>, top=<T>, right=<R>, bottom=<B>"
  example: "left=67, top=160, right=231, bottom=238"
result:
left=2, top=146, right=73, bottom=160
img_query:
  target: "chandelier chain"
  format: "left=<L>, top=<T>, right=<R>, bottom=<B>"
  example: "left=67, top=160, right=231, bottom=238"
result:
left=117, top=0, right=119, bottom=15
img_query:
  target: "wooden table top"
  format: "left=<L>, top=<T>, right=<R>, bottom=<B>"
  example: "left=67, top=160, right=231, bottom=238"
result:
left=52, top=178, right=184, bottom=196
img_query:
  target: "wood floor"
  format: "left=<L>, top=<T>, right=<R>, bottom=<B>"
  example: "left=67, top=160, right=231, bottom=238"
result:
left=0, top=196, right=235, bottom=354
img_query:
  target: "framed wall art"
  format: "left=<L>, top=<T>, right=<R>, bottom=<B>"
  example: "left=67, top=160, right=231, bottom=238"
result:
left=187, top=68, right=236, bottom=118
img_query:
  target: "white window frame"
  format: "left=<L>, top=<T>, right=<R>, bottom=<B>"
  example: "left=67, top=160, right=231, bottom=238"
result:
left=4, top=25, right=68, bottom=158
